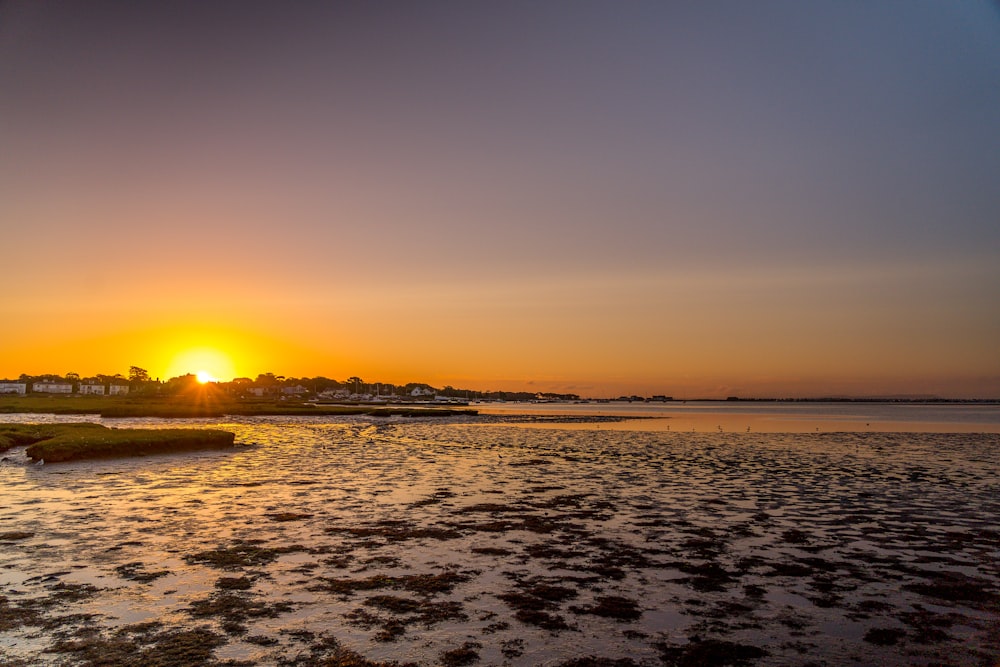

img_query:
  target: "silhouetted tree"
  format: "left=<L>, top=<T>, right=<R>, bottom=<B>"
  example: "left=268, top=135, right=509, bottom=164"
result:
left=129, top=366, right=150, bottom=383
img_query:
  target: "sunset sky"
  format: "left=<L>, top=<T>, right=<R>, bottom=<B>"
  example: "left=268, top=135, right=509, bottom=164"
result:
left=2, top=2, right=998, bottom=398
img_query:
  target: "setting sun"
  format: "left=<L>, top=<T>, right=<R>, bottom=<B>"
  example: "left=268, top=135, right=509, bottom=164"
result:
left=165, top=347, right=236, bottom=384
left=195, top=370, right=218, bottom=384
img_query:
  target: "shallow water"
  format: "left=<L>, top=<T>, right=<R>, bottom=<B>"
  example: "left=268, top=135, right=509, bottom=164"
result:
left=1, top=413, right=998, bottom=666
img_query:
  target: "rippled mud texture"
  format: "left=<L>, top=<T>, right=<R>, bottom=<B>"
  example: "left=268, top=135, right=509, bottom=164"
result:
left=0, top=416, right=998, bottom=665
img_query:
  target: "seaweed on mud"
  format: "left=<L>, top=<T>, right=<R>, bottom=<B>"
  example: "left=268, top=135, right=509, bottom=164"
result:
left=0, top=531, right=34, bottom=541
left=277, top=634, right=417, bottom=667
left=676, top=562, right=737, bottom=592
left=452, top=502, right=530, bottom=514
left=115, top=561, right=171, bottom=583
left=863, top=627, right=907, bottom=646
left=657, top=637, right=768, bottom=666
left=531, top=493, right=592, bottom=509
left=570, top=595, right=643, bottom=621
left=763, top=562, right=813, bottom=578
left=904, top=571, right=1000, bottom=607
left=345, top=595, right=468, bottom=641
left=246, top=634, right=279, bottom=646
left=452, top=513, right=562, bottom=534
left=344, top=608, right=407, bottom=641
left=512, top=607, right=574, bottom=631
left=525, top=541, right=584, bottom=561
left=0, top=594, right=43, bottom=631
left=698, top=599, right=757, bottom=621
left=215, top=576, right=255, bottom=591
left=850, top=599, right=894, bottom=617
left=439, top=642, right=481, bottom=666
left=185, top=540, right=299, bottom=569
left=898, top=607, right=963, bottom=644
left=48, top=582, right=101, bottom=604
left=500, top=637, right=525, bottom=658
left=187, top=591, right=294, bottom=635
left=47, top=626, right=227, bottom=667
left=324, top=553, right=356, bottom=569
left=407, top=490, right=456, bottom=508
left=363, top=595, right=424, bottom=614
left=345, top=594, right=468, bottom=640
left=470, top=546, right=513, bottom=556
left=311, top=570, right=472, bottom=598
left=311, top=574, right=396, bottom=595
left=781, top=529, right=811, bottom=544
left=553, top=659, right=643, bottom=667
left=498, top=577, right=579, bottom=631
left=264, top=512, right=314, bottom=522
left=326, top=519, right=463, bottom=542
left=680, top=536, right=727, bottom=559
left=482, top=620, right=510, bottom=634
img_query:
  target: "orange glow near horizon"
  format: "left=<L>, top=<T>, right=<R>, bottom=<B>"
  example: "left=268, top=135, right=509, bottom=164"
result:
left=0, top=266, right=997, bottom=398
left=164, top=347, right=236, bottom=383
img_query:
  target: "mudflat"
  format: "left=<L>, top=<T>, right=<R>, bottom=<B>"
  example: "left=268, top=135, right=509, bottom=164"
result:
left=1, top=416, right=997, bottom=665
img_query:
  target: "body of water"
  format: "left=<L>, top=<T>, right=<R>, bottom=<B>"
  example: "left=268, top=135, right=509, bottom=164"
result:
left=1, top=410, right=998, bottom=665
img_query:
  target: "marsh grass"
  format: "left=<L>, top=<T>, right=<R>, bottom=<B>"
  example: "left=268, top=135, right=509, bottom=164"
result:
left=3, top=423, right=238, bottom=462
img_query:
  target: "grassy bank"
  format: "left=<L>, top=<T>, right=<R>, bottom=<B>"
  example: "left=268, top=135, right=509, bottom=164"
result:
left=0, top=395, right=476, bottom=419
left=0, top=423, right=237, bottom=462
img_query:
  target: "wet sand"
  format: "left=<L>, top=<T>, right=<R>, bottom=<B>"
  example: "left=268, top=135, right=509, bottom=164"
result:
left=1, top=415, right=998, bottom=665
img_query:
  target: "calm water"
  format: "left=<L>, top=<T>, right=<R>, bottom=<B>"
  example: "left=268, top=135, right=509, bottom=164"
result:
left=474, top=400, right=1000, bottom=433
left=1, top=410, right=998, bottom=666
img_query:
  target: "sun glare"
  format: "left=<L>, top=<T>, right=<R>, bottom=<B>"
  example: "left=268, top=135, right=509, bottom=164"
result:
left=165, top=347, right=236, bottom=383
left=195, top=370, right=218, bottom=384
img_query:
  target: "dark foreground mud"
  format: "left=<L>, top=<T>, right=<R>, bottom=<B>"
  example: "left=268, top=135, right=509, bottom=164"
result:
left=1, top=417, right=997, bottom=665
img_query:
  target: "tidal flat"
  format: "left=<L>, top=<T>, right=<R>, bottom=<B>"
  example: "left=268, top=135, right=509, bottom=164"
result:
left=0, top=414, right=998, bottom=666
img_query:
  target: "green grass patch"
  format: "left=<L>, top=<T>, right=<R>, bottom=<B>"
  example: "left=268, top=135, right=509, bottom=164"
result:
left=0, top=423, right=237, bottom=462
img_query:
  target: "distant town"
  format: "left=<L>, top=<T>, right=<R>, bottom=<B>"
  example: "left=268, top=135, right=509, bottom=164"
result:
left=1, top=367, right=995, bottom=404
left=0, top=367, right=590, bottom=404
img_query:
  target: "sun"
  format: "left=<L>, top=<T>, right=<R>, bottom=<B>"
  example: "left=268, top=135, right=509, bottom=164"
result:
left=165, top=347, right=236, bottom=383
left=195, top=370, right=218, bottom=384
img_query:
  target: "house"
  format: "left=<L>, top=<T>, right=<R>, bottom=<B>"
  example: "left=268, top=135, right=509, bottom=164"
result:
left=109, top=384, right=129, bottom=396
left=410, top=386, right=436, bottom=397
left=78, top=383, right=106, bottom=396
left=282, top=385, right=309, bottom=396
left=32, top=382, right=73, bottom=394
left=0, top=382, right=26, bottom=395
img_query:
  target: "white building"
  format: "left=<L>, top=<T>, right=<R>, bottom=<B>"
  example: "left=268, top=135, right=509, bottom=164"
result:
left=109, top=384, right=129, bottom=396
left=78, top=384, right=106, bottom=396
left=0, top=382, right=26, bottom=395
left=32, top=382, right=73, bottom=394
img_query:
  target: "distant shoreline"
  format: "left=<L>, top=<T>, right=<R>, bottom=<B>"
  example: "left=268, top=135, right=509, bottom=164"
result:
left=0, top=395, right=476, bottom=419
